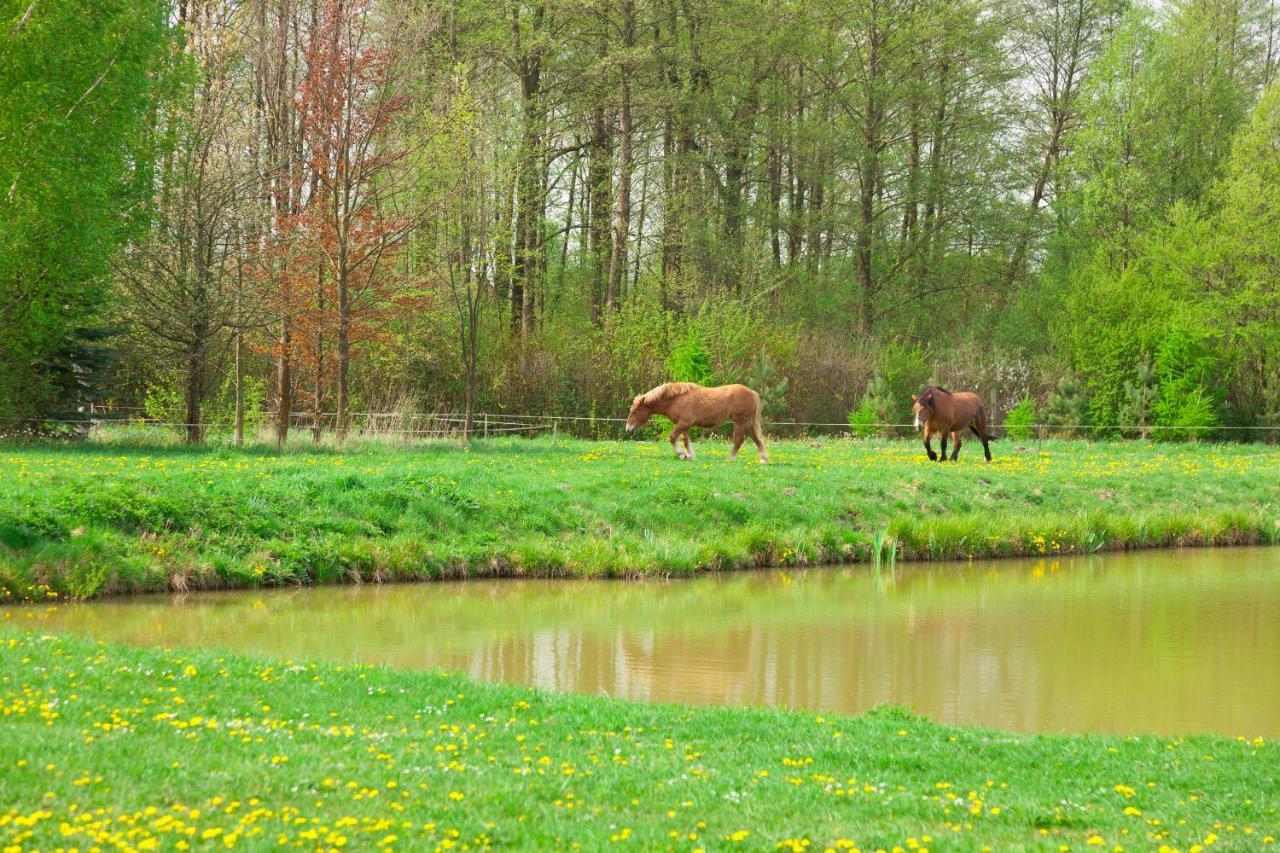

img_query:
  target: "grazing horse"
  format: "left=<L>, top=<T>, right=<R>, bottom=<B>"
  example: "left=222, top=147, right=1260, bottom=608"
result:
left=911, top=386, right=993, bottom=462
left=625, top=382, right=768, bottom=463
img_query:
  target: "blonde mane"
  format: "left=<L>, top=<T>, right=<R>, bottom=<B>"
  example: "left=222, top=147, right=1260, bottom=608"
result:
left=641, top=382, right=701, bottom=406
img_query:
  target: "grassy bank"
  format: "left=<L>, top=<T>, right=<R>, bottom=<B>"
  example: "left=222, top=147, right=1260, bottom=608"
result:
left=1, top=626, right=1276, bottom=851
left=1, top=437, right=1278, bottom=600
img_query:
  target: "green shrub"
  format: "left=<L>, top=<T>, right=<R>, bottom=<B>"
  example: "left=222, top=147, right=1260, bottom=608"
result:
left=848, top=398, right=879, bottom=438
left=667, top=331, right=713, bottom=385
left=745, top=351, right=789, bottom=419
left=877, top=342, right=930, bottom=411
left=1158, top=386, right=1219, bottom=441
left=1044, top=375, right=1090, bottom=438
left=1119, top=361, right=1158, bottom=438
left=1004, top=398, right=1037, bottom=440
left=1151, top=328, right=1220, bottom=440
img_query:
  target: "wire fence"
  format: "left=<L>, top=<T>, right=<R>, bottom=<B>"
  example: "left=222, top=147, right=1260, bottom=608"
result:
left=2, top=406, right=1279, bottom=448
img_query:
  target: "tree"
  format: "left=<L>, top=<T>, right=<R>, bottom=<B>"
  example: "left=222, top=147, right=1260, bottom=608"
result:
left=118, top=5, right=254, bottom=443
left=295, top=0, right=411, bottom=442
left=0, top=0, right=173, bottom=423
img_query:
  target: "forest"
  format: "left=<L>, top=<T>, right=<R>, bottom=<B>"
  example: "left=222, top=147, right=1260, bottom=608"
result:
left=2, top=0, right=1279, bottom=442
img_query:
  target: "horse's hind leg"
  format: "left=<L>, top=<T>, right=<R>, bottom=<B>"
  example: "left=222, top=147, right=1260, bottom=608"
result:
left=729, top=423, right=746, bottom=460
left=973, top=411, right=993, bottom=461
left=750, top=423, right=768, bottom=464
left=950, top=431, right=962, bottom=461
left=683, top=431, right=695, bottom=460
left=937, top=432, right=948, bottom=463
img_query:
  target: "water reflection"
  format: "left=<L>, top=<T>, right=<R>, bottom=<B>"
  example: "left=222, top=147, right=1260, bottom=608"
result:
left=12, top=547, right=1280, bottom=736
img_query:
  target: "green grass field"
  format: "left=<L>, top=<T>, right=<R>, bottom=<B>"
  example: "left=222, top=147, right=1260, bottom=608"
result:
left=1, top=436, right=1278, bottom=600
left=1, top=625, right=1275, bottom=851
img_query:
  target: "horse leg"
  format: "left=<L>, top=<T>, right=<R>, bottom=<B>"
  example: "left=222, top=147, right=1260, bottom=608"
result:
left=950, top=431, right=961, bottom=461
left=750, top=423, right=769, bottom=464
left=923, top=426, right=937, bottom=461
left=729, top=422, right=746, bottom=460
left=669, top=425, right=686, bottom=459
left=938, top=432, right=948, bottom=463
left=683, top=430, right=695, bottom=460
left=973, top=410, right=993, bottom=461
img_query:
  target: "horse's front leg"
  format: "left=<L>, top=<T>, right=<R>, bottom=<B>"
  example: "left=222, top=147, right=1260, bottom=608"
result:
left=682, top=431, right=694, bottom=460
left=924, top=426, right=937, bottom=461
left=938, top=432, right=948, bottom=463
left=669, top=425, right=686, bottom=459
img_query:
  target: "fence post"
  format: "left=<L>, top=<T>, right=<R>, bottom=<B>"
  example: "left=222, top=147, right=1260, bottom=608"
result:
left=552, top=418, right=558, bottom=443
left=483, top=413, right=488, bottom=439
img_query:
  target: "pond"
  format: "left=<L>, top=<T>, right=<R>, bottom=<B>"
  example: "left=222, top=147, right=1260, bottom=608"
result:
left=11, top=546, right=1280, bottom=737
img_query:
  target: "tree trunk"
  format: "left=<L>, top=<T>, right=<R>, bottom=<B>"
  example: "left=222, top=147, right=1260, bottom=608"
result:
left=275, top=319, right=291, bottom=446
left=587, top=105, right=611, bottom=320
left=184, top=346, right=203, bottom=444
left=336, top=278, right=350, bottom=444
left=233, top=330, right=245, bottom=446
left=607, top=62, right=633, bottom=311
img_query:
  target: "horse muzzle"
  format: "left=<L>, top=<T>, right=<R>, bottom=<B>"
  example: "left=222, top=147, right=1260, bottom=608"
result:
left=625, top=423, right=635, bottom=434
left=913, top=416, right=923, bottom=431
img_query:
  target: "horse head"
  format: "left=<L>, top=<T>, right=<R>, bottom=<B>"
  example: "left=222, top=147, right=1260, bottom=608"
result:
left=911, top=387, right=938, bottom=431
left=625, top=394, right=651, bottom=433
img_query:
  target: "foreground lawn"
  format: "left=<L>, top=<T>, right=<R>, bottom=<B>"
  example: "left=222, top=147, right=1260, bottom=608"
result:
left=1, top=436, right=1278, bottom=599
left=0, top=627, right=1275, bottom=851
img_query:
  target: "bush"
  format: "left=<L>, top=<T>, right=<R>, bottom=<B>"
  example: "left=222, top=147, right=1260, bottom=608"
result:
left=1158, top=386, right=1219, bottom=441
left=745, top=351, right=789, bottom=419
left=847, top=398, right=879, bottom=438
left=1004, top=398, right=1037, bottom=440
left=666, top=331, right=713, bottom=385
left=876, top=341, right=930, bottom=411
left=1151, top=328, right=1220, bottom=440
left=1044, top=375, right=1090, bottom=438
left=1118, top=361, right=1158, bottom=438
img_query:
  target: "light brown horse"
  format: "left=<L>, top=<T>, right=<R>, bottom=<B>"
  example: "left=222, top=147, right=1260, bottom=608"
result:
left=626, top=382, right=768, bottom=462
left=911, top=386, right=993, bottom=462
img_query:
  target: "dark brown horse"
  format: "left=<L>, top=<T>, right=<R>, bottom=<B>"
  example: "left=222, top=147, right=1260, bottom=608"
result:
left=626, top=382, right=768, bottom=462
left=911, top=386, right=993, bottom=462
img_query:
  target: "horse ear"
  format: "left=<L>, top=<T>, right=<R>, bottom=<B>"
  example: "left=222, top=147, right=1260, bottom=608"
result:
left=910, top=394, right=917, bottom=402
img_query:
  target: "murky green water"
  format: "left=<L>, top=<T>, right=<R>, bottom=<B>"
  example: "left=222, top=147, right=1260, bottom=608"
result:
left=10, top=547, right=1280, bottom=736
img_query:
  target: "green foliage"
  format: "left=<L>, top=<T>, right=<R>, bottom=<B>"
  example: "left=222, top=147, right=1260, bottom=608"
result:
left=0, top=0, right=175, bottom=421
left=1004, top=398, right=1037, bottom=441
left=876, top=343, right=931, bottom=414
left=744, top=352, right=789, bottom=419
left=1158, top=387, right=1219, bottom=442
left=1150, top=328, right=1220, bottom=439
left=143, top=383, right=184, bottom=425
left=1119, top=361, right=1158, bottom=438
left=209, top=375, right=268, bottom=437
left=847, top=398, right=880, bottom=438
left=666, top=331, right=713, bottom=385
left=1044, top=376, right=1090, bottom=438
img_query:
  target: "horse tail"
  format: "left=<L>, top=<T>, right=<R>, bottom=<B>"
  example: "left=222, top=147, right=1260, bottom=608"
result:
left=748, top=390, right=765, bottom=439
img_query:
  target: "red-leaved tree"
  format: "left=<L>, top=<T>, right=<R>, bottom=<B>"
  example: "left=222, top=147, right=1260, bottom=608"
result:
left=292, top=0, right=410, bottom=442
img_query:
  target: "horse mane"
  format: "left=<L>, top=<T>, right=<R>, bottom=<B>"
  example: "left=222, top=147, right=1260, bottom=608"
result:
left=922, top=384, right=952, bottom=395
left=642, top=382, right=700, bottom=405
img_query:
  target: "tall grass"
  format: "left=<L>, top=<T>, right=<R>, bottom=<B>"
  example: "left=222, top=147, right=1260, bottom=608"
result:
left=1, top=436, right=1277, bottom=599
